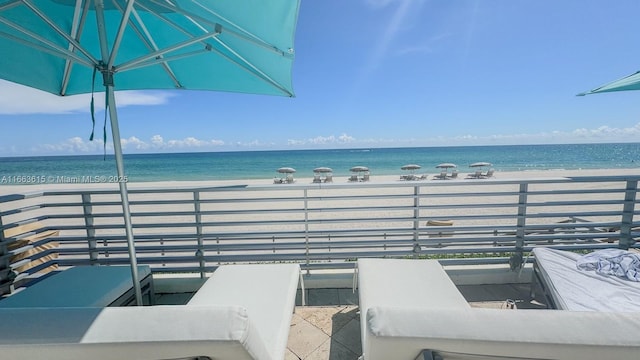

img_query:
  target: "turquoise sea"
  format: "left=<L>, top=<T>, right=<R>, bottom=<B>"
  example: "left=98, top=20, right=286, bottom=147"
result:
left=1, top=143, right=639, bottom=183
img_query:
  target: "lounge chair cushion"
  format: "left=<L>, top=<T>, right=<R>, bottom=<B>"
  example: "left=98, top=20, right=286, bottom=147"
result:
left=188, top=263, right=300, bottom=360
left=357, top=259, right=469, bottom=359
left=365, top=306, right=640, bottom=360
left=0, top=305, right=269, bottom=360
left=0, top=265, right=152, bottom=308
left=532, top=247, right=640, bottom=311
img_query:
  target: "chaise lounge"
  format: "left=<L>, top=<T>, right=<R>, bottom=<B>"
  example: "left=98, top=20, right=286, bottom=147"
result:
left=0, top=263, right=303, bottom=360
left=356, top=257, right=640, bottom=360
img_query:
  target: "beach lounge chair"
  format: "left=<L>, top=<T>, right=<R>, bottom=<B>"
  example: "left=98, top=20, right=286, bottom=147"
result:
left=273, top=177, right=283, bottom=184
left=0, top=263, right=302, bottom=360
left=356, top=258, right=640, bottom=360
left=0, top=305, right=279, bottom=360
left=450, top=169, right=458, bottom=178
left=313, top=174, right=321, bottom=183
left=324, top=174, right=333, bottom=183
left=286, top=174, right=295, bottom=184
left=348, top=175, right=358, bottom=182
left=434, top=170, right=447, bottom=180
left=483, top=168, right=494, bottom=178
left=188, top=263, right=303, bottom=360
left=356, top=259, right=469, bottom=360
left=468, top=169, right=483, bottom=179
left=363, top=173, right=370, bottom=181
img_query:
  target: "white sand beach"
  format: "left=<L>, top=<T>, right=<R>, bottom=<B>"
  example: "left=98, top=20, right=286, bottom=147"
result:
left=2, top=168, right=639, bottom=195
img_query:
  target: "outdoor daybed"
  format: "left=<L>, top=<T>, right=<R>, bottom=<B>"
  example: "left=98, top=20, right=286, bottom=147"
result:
left=531, top=247, right=640, bottom=311
left=356, top=258, right=640, bottom=360
left=0, top=263, right=303, bottom=360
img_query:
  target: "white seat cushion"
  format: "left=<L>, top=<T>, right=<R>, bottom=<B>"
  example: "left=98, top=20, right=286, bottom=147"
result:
left=0, top=305, right=270, bottom=360
left=356, top=259, right=468, bottom=359
left=366, top=306, right=640, bottom=360
left=188, top=263, right=300, bottom=360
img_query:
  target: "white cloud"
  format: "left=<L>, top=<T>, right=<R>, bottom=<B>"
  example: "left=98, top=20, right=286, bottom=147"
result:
left=121, top=136, right=149, bottom=150
left=33, top=136, right=105, bottom=154
left=286, top=133, right=356, bottom=146
left=12, top=123, right=640, bottom=156
left=0, top=80, right=174, bottom=115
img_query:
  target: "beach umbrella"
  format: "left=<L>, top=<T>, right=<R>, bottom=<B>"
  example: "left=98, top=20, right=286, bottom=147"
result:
left=313, top=167, right=333, bottom=173
left=436, top=163, right=457, bottom=169
left=470, top=162, right=492, bottom=168
left=0, top=0, right=300, bottom=305
left=578, top=71, right=640, bottom=95
left=277, top=167, right=296, bottom=174
left=350, top=166, right=369, bottom=173
left=401, top=164, right=421, bottom=171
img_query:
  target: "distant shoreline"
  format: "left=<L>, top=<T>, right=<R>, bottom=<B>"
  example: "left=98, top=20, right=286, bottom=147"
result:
left=2, top=168, right=640, bottom=195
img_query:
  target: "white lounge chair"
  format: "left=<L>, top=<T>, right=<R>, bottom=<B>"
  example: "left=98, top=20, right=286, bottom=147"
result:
left=356, top=258, right=640, bottom=360
left=367, top=307, right=640, bottom=360
left=483, top=168, right=494, bottom=178
left=434, top=170, right=447, bottom=180
left=468, top=169, right=483, bottom=178
left=355, top=259, right=469, bottom=360
left=188, top=263, right=303, bottom=360
left=0, top=305, right=275, bottom=360
left=0, top=263, right=303, bottom=360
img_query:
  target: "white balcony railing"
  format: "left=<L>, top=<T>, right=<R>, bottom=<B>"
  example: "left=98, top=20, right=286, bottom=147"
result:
left=1, top=175, right=638, bottom=292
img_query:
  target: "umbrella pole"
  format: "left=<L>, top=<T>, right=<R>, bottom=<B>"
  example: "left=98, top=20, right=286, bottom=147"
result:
left=106, top=85, right=144, bottom=306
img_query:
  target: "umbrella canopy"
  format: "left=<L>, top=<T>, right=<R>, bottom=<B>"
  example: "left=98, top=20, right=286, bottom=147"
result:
left=313, top=167, right=333, bottom=173
left=401, top=164, right=421, bottom=171
left=350, top=166, right=369, bottom=172
left=470, top=162, right=492, bottom=168
left=277, top=167, right=296, bottom=174
left=0, top=0, right=300, bottom=305
left=436, top=163, right=457, bottom=169
left=578, top=71, right=640, bottom=95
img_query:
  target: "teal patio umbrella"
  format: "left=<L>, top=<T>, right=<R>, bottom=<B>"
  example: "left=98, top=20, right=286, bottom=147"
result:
left=0, top=0, right=300, bottom=305
left=578, top=71, right=640, bottom=95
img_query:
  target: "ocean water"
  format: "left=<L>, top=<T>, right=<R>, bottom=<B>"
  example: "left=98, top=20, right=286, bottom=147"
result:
left=1, top=143, right=639, bottom=183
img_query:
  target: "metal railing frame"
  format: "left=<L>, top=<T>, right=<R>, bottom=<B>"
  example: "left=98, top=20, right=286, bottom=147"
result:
left=1, top=175, right=638, bottom=279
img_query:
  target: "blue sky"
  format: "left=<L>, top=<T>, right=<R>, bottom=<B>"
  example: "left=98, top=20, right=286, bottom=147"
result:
left=1, top=0, right=640, bottom=156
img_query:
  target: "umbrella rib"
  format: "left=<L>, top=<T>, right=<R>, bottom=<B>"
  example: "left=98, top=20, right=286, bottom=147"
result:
left=116, top=30, right=221, bottom=73
left=117, top=48, right=208, bottom=74
left=147, top=0, right=291, bottom=57
left=107, top=0, right=136, bottom=69
left=109, top=0, right=181, bottom=88
left=20, top=0, right=98, bottom=65
left=211, top=36, right=294, bottom=97
left=0, top=0, right=21, bottom=12
left=61, top=0, right=91, bottom=96
left=0, top=22, right=94, bottom=69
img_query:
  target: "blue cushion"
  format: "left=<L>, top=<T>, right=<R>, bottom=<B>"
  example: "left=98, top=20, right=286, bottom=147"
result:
left=0, top=265, right=151, bottom=308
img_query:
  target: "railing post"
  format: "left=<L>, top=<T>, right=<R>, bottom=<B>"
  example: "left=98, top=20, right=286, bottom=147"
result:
left=413, top=185, right=421, bottom=258
left=413, top=185, right=421, bottom=241
left=193, top=191, right=205, bottom=278
left=619, top=180, right=637, bottom=250
left=304, top=189, right=310, bottom=275
left=510, top=183, right=528, bottom=270
left=81, top=193, right=98, bottom=264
